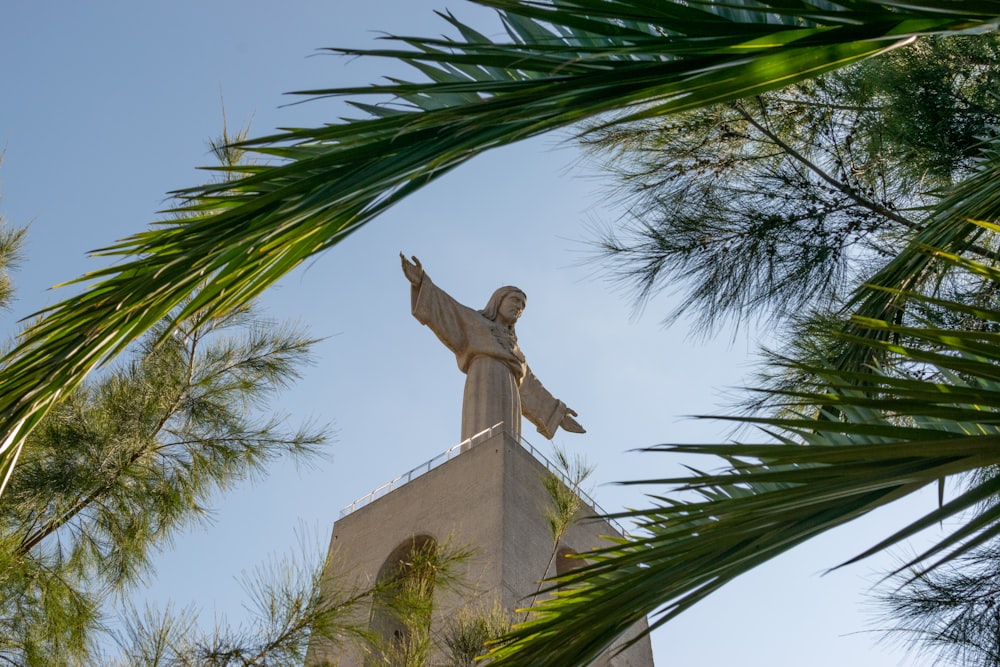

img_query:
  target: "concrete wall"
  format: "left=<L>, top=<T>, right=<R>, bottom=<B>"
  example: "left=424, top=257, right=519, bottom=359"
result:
left=305, top=432, right=654, bottom=666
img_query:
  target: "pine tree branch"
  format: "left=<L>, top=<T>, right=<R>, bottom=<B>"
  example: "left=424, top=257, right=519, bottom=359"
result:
left=735, top=102, right=921, bottom=231
left=17, top=444, right=152, bottom=556
left=736, top=101, right=1000, bottom=264
left=768, top=95, right=892, bottom=113
left=16, top=332, right=200, bottom=557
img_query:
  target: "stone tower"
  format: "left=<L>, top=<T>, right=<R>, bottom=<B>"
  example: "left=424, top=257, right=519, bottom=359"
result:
left=304, top=425, right=655, bottom=666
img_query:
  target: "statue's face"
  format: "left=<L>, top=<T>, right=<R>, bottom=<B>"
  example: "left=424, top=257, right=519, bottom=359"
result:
left=498, top=292, right=525, bottom=325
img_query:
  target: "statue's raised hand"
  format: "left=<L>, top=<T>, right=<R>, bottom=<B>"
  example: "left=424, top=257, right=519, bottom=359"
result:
left=400, top=253, right=424, bottom=285
left=560, top=409, right=585, bottom=434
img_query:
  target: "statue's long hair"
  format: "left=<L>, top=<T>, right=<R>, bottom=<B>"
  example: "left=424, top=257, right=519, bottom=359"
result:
left=480, top=286, right=526, bottom=323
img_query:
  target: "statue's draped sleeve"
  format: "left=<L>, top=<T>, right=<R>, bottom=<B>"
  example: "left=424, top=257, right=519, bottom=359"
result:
left=410, top=274, right=470, bottom=364
left=410, top=274, right=516, bottom=375
left=520, top=366, right=570, bottom=440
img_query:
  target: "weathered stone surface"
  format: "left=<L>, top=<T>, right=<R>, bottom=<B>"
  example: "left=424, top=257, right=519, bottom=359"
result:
left=305, top=431, right=655, bottom=666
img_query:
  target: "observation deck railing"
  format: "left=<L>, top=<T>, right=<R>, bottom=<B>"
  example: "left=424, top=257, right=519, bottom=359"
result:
left=338, top=424, right=626, bottom=535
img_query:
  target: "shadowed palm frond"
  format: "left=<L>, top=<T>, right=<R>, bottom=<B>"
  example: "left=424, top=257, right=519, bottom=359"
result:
left=831, top=136, right=1000, bottom=376
left=487, top=236, right=1000, bottom=664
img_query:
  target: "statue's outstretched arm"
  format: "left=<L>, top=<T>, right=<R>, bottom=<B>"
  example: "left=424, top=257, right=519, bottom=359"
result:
left=521, top=366, right=585, bottom=439
left=404, top=254, right=478, bottom=359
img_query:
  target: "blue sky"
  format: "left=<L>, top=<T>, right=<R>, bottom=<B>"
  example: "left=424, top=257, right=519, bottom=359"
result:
left=2, top=2, right=934, bottom=664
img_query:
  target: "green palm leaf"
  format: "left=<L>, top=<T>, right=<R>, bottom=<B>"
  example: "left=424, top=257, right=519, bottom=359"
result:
left=831, top=138, right=1000, bottom=376
left=2, top=0, right=997, bottom=491
left=487, top=249, right=1000, bottom=663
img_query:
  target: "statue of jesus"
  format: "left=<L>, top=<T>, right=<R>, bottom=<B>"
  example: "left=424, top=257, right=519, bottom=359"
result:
left=401, top=254, right=585, bottom=443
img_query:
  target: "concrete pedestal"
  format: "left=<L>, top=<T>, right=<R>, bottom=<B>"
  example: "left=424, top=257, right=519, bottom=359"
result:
left=305, top=431, right=655, bottom=666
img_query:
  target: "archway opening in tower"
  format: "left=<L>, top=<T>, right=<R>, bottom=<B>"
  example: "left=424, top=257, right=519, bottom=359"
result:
left=367, top=534, right=440, bottom=666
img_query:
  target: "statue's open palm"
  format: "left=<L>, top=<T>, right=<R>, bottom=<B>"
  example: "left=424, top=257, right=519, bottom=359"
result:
left=400, top=253, right=423, bottom=285
left=561, top=409, right=585, bottom=433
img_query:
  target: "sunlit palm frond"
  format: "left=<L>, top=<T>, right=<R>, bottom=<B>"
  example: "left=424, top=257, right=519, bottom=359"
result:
left=0, top=2, right=997, bottom=490
left=487, top=247, right=1000, bottom=664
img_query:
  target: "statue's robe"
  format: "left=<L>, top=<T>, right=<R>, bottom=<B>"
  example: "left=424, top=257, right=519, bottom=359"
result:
left=411, top=276, right=569, bottom=442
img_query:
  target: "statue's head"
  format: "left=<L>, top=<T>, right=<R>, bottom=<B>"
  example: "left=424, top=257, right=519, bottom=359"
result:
left=481, top=286, right=526, bottom=325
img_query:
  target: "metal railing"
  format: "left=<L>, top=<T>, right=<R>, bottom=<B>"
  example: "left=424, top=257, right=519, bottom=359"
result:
left=338, top=423, right=503, bottom=518
left=514, top=438, right=626, bottom=535
left=338, top=425, right=626, bottom=535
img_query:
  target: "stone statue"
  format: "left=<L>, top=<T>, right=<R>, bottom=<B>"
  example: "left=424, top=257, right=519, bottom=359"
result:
left=401, top=254, right=585, bottom=443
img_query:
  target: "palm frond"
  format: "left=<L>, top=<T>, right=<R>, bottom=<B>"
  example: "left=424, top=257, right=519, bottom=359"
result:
left=2, top=0, right=997, bottom=491
left=832, top=134, right=1000, bottom=375
left=487, top=244, right=1000, bottom=663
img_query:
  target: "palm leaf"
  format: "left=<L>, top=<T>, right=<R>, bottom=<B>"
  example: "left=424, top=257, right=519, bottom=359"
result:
left=827, top=137, right=1000, bottom=378
left=0, top=3, right=996, bottom=495
left=3, top=0, right=997, bottom=492
left=487, top=244, right=1000, bottom=664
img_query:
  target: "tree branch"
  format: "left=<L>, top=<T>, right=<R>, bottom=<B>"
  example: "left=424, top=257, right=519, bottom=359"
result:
left=735, top=102, right=921, bottom=231
left=17, top=334, right=199, bottom=557
left=736, top=101, right=1000, bottom=263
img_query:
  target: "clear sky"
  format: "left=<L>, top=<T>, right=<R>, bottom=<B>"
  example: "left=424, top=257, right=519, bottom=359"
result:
left=2, top=2, right=934, bottom=664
